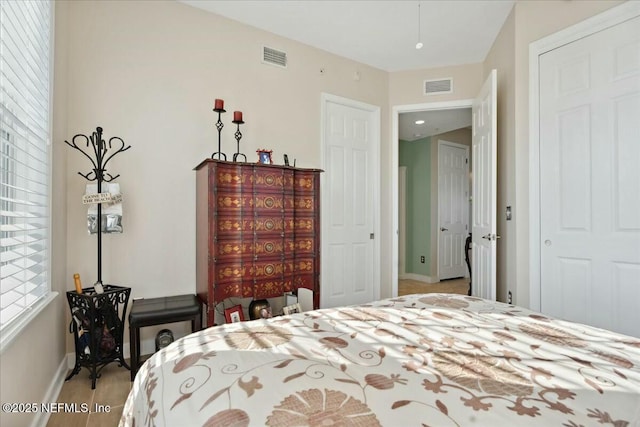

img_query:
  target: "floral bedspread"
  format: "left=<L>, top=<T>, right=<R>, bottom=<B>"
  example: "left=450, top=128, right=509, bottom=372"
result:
left=120, top=294, right=640, bottom=426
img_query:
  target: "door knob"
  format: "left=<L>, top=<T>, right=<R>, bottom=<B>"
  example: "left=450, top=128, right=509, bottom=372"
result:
left=440, top=227, right=448, bottom=232
left=482, top=233, right=501, bottom=241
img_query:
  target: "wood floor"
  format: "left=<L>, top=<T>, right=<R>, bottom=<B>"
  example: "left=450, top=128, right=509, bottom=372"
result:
left=46, top=362, right=131, bottom=427
left=398, top=277, right=470, bottom=296
left=47, top=278, right=469, bottom=427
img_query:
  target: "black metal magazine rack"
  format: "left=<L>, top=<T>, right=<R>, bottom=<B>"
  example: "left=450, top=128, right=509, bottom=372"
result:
left=64, top=127, right=132, bottom=388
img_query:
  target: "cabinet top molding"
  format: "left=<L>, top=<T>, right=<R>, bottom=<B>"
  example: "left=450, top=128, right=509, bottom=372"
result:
left=194, top=158, right=323, bottom=173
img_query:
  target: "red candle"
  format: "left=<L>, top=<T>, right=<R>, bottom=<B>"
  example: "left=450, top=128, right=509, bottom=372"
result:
left=214, top=99, right=224, bottom=110
left=234, top=111, right=243, bottom=122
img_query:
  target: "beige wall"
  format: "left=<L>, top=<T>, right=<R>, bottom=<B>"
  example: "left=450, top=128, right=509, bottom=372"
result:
left=59, top=0, right=389, bottom=347
left=389, top=63, right=484, bottom=106
left=0, top=3, right=70, bottom=426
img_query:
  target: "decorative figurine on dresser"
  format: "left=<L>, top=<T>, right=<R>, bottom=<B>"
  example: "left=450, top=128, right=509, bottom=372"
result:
left=195, top=159, right=322, bottom=326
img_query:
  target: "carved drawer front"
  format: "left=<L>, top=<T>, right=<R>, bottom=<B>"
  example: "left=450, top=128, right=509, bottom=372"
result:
left=294, top=237, right=316, bottom=254
left=253, top=168, right=293, bottom=193
left=294, top=195, right=316, bottom=212
left=215, top=192, right=251, bottom=213
left=294, top=274, right=316, bottom=291
left=253, top=216, right=286, bottom=234
left=254, top=193, right=294, bottom=213
left=294, top=217, right=316, bottom=233
left=212, top=280, right=253, bottom=300
left=294, top=172, right=317, bottom=194
left=293, top=257, right=316, bottom=274
left=252, top=278, right=293, bottom=299
left=254, top=238, right=291, bottom=258
left=215, top=238, right=252, bottom=258
left=214, top=260, right=250, bottom=283
left=213, top=164, right=252, bottom=191
left=251, top=259, right=286, bottom=280
left=216, top=193, right=294, bottom=214
left=215, top=217, right=252, bottom=237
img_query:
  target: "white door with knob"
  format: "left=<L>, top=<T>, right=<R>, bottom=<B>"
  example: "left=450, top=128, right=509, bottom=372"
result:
left=438, top=140, right=469, bottom=280
left=321, top=94, right=380, bottom=308
left=471, top=69, right=497, bottom=301
left=539, top=16, right=640, bottom=337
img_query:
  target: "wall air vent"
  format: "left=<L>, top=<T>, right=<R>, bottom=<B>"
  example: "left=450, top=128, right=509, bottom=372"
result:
left=262, top=46, right=287, bottom=68
left=424, top=78, right=453, bottom=95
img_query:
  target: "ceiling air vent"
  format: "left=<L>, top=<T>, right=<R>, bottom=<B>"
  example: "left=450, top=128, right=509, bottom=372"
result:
left=424, top=78, right=453, bottom=95
left=262, top=46, right=287, bottom=68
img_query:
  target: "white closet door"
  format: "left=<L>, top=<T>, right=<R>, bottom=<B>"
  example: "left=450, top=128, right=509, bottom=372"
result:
left=539, top=16, right=640, bottom=337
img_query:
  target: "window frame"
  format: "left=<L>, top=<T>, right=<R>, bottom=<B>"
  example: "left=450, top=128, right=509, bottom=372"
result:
left=0, top=0, right=57, bottom=353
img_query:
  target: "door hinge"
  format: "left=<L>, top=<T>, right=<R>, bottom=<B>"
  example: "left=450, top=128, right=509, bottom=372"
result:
left=370, top=233, right=375, bottom=240
left=465, top=158, right=468, bottom=164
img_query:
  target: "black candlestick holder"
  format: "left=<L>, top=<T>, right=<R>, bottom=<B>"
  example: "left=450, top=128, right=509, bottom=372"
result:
left=211, top=107, right=227, bottom=160
left=232, top=120, right=246, bottom=162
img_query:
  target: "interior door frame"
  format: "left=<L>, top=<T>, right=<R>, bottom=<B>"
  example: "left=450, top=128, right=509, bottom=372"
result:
left=528, top=1, right=640, bottom=311
left=437, top=139, right=470, bottom=280
left=321, top=93, right=381, bottom=306
left=391, top=99, right=473, bottom=297
left=399, top=166, right=407, bottom=277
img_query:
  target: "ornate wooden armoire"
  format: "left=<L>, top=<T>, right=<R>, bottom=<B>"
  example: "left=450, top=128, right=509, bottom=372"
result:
left=195, top=159, right=321, bottom=326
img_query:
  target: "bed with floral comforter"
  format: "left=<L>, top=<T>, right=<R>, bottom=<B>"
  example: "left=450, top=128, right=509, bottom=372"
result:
left=120, top=294, right=640, bottom=426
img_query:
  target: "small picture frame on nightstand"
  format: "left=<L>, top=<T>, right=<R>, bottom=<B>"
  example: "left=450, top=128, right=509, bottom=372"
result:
left=224, top=305, right=244, bottom=323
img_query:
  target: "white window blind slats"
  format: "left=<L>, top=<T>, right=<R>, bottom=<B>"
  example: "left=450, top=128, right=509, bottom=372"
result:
left=0, top=0, right=51, bottom=334
left=0, top=244, right=40, bottom=262
left=2, top=116, right=50, bottom=149
left=3, top=1, right=50, bottom=67
left=0, top=194, right=47, bottom=208
left=1, top=11, right=51, bottom=102
left=1, top=165, right=49, bottom=187
left=1, top=78, right=49, bottom=137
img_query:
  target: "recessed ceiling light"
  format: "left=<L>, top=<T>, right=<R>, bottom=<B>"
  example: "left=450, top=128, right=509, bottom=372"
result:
left=415, top=120, right=425, bottom=125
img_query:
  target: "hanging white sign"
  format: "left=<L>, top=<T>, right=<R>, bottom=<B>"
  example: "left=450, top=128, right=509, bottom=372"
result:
left=82, top=192, right=123, bottom=205
left=82, top=192, right=113, bottom=204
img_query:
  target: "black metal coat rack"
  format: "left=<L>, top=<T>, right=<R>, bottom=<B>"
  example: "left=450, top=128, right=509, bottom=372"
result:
left=65, top=127, right=130, bottom=286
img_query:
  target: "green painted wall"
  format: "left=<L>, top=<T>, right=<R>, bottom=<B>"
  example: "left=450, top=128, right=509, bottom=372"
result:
left=399, top=137, right=431, bottom=276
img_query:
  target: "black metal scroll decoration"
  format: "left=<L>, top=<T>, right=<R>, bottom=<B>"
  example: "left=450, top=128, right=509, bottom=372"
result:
left=212, top=106, right=227, bottom=160
left=232, top=118, right=246, bottom=162
left=65, top=127, right=131, bottom=286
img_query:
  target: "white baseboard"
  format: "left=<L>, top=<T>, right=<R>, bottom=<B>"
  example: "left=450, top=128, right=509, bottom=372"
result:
left=399, top=273, right=439, bottom=283
left=32, top=357, right=69, bottom=427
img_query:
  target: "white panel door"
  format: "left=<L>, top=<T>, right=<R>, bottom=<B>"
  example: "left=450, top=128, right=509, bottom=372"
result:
left=438, top=141, right=469, bottom=280
left=472, top=69, right=497, bottom=301
left=540, top=16, right=640, bottom=337
left=322, top=98, right=377, bottom=308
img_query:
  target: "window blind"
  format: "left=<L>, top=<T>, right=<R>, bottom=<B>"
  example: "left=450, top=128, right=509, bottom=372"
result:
left=0, top=0, right=51, bottom=330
